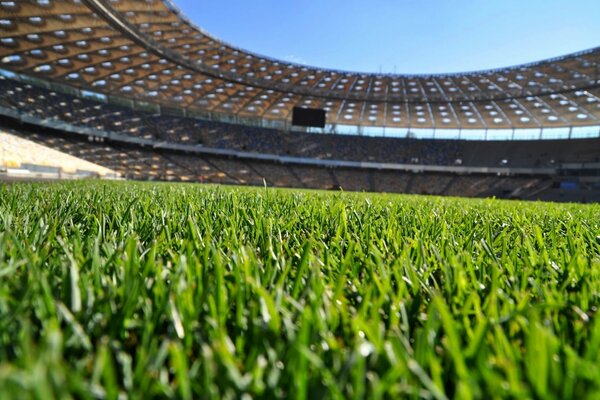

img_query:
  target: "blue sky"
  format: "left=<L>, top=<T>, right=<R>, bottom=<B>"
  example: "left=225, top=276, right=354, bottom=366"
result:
left=173, top=0, right=600, bottom=74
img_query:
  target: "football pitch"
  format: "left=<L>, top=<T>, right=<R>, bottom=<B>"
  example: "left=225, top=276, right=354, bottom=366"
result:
left=0, top=181, right=599, bottom=399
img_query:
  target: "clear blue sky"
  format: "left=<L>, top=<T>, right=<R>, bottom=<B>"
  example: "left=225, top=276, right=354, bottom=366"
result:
left=173, top=0, right=600, bottom=74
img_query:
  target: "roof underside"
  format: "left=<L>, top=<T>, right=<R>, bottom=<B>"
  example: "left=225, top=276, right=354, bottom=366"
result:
left=1, top=0, right=599, bottom=129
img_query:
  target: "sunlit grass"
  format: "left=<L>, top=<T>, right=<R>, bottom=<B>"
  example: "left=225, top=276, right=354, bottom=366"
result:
left=0, top=181, right=599, bottom=399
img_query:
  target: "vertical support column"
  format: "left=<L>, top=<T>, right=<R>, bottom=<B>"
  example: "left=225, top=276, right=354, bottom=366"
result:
left=568, top=126, right=573, bottom=139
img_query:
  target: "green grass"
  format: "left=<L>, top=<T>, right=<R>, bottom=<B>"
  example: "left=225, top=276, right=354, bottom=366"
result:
left=1, top=181, right=600, bottom=399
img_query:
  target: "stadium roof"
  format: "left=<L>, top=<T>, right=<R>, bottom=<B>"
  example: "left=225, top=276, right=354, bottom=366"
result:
left=1, top=0, right=599, bottom=130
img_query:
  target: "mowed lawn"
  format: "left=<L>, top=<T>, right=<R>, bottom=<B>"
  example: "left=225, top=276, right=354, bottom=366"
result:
left=0, top=181, right=599, bottom=399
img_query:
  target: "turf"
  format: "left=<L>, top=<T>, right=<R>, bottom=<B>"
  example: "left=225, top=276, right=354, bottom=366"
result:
left=0, top=181, right=600, bottom=399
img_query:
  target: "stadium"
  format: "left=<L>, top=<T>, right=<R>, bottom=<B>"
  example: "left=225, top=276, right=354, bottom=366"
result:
left=0, top=0, right=599, bottom=398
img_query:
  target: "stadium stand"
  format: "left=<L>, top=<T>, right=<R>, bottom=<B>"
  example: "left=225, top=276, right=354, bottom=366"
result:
left=0, top=0, right=598, bottom=202
left=3, top=119, right=590, bottom=201
left=1, top=74, right=600, bottom=170
left=0, top=129, right=118, bottom=180
left=1, top=72, right=600, bottom=201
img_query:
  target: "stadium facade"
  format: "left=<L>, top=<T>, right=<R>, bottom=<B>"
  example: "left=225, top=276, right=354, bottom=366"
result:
left=0, top=0, right=599, bottom=201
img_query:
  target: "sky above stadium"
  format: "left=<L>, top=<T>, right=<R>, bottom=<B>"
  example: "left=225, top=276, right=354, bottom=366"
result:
left=173, top=0, right=600, bottom=75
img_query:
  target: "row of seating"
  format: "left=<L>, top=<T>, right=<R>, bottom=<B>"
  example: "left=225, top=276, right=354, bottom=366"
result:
left=3, top=75, right=599, bottom=169
left=3, top=123, right=548, bottom=199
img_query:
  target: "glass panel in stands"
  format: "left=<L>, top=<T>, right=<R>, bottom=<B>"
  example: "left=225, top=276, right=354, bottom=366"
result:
left=323, top=125, right=336, bottom=135
left=409, top=129, right=435, bottom=139
left=362, top=126, right=386, bottom=137
left=571, top=126, right=600, bottom=139
left=486, top=129, right=513, bottom=141
left=305, top=126, right=327, bottom=134
left=513, top=128, right=541, bottom=140
left=383, top=127, right=408, bottom=138
left=270, top=120, right=286, bottom=129
left=542, top=127, right=570, bottom=140
left=460, top=129, right=486, bottom=140
left=434, top=129, right=460, bottom=140
left=333, top=124, right=360, bottom=135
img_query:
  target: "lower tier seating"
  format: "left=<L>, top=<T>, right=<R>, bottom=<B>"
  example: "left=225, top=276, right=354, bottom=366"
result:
left=5, top=120, right=598, bottom=202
